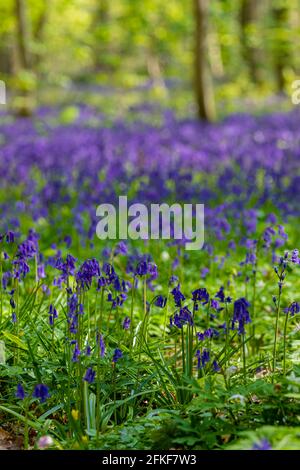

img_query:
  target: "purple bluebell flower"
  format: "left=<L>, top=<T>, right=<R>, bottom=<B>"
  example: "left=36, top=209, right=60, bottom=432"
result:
left=76, top=258, right=101, bottom=289
left=32, top=384, right=50, bottom=403
left=112, top=348, right=123, bottom=363
left=98, top=333, right=105, bottom=357
left=6, top=231, right=15, bottom=244
left=252, top=439, right=272, bottom=450
left=107, top=292, right=127, bottom=308
left=201, top=267, right=209, bottom=278
left=195, top=349, right=210, bottom=369
left=64, top=235, right=72, bottom=248
left=48, top=304, right=58, bottom=326
left=284, top=302, right=300, bottom=316
left=171, top=306, right=193, bottom=329
left=215, top=286, right=225, bottom=302
left=72, top=342, right=81, bottom=362
left=15, top=383, right=26, bottom=400
left=211, top=299, right=220, bottom=310
left=169, top=275, right=179, bottom=286
left=135, top=260, right=148, bottom=276
left=232, top=298, right=251, bottom=335
left=197, top=332, right=205, bottom=341
left=212, top=360, right=221, bottom=372
left=55, top=254, right=76, bottom=278
left=83, top=367, right=96, bottom=384
left=115, top=241, right=128, bottom=255
left=97, top=277, right=107, bottom=290
left=148, top=262, right=158, bottom=280
left=103, top=263, right=115, bottom=277
left=154, top=295, right=167, bottom=308
left=37, top=264, right=46, bottom=279
left=122, top=316, right=131, bottom=330
left=192, top=288, right=209, bottom=305
left=16, top=239, right=37, bottom=259
left=13, top=259, right=30, bottom=279
left=290, top=249, right=300, bottom=264
left=171, top=284, right=185, bottom=307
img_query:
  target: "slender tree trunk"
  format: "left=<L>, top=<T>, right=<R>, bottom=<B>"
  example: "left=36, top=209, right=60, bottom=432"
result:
left=33, top=1, right=48, bottom=67
left=92, top=0, right=110, bottom=71
left=15, top=0, right=30, bottom=70
left=14, top=0, right=33, bottom=116
left=0, top=41, right=13, bottom=75
left=272, top=4, right=290, bottom=93
left=240, top=0, right=263, bottom=84
left=194, top=0, right=216, bottom=122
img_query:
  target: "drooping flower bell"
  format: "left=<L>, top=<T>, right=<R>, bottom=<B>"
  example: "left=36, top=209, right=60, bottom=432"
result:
left=232, top=298, right=251, bottom=335
left=32, top=384, right=50, bottom=403
left=83, top=367, right=96, bottom=384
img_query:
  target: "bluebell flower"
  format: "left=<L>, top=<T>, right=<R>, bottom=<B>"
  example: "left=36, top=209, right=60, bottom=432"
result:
left=97, top=333, right=105, bottom=357
left=103, top=263, right=115, bottom=277
left=48, top=304, right=58, bottom=326
left=170, top=306, right=193, bottom=329
left=171, top=284, right=185, bottom=307
left=211, top=299, right=220, bottom=310
left=284, top=302, right=300, bottom=316
left=15, top=383, right=26, bottom=400
left=291, top=249, right=300, bottom=264
left=83, top=367, right=96, bottom=384
left=169, top=275, right=179, bottom=286
left=64, top=235, right=72, bottom=248
left=97, top=276, right=107, bottom=290
left=154, top=295, right=167, bottom=308
left=6, top=231, right=15, bottom=244
left=115, top=241, right=128, bottom=255
left=32, top=384, right=50, bottom=403
left=72, top=342, right=81, bottom=362
left=76, top=258, right=101, bottom=289
left=13, top=259, right=30, bottom=279
left=135, top=260, right=148, bottom=276
left=195, top=349, right=210, bottom=369
left=192, top=288, right=209, bottom=305
left=252, top=439, right=272, bottom=450
left=122, top=316, right=131, bottom=330
left=112, top=348, right=123, bottom=363
left=37, top=264, right=46, bottom=279
left=212, top=360, right=221, bottom=372
left=232, top=298, right=251, bottom=335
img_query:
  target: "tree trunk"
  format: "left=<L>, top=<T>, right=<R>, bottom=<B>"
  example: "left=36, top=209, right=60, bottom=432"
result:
left=0, top=41, right=13, bottom=75
left=14, top=0, right=33, bottom=116
left=33, top=1, right=48, bottom=67
left=15, top=0, right=30, bottom=70
left=272, top=4, right=290, bottom=93
left=240, top=0, right=263, bottom=84
left=194, top=0, right=216, bottom=122
left=92, top=0, right=110, bottom=71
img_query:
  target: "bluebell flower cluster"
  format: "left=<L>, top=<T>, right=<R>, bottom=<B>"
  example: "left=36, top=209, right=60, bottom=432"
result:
left=170, top=306, right=193, bottom=329
left=195, top=349, right=210, bottom=369
left=232, top=298, right=251, bottom=335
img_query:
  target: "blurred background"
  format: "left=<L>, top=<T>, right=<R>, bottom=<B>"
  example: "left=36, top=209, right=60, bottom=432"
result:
left=0, top=0, right=300, bottom=119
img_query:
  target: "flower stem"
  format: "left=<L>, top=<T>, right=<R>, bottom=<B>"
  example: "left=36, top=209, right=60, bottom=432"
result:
left=283, top=312, right=289, bottom=376
left=272, top=286, right=282, bottom=374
